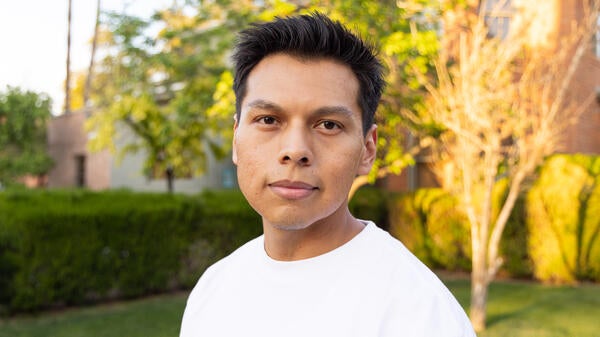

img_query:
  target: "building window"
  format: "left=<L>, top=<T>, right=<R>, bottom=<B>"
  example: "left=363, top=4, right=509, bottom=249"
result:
left=482, top=0, right=513, bottom=39
left=75, top=154, right=86, bottom=187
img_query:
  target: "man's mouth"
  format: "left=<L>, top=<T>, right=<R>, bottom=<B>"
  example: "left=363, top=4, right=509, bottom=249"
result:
left=268, top=180, right=318, bottom=200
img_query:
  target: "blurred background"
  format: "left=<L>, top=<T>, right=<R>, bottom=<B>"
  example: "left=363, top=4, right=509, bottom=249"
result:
left=0, top=1, right=599, bottom=336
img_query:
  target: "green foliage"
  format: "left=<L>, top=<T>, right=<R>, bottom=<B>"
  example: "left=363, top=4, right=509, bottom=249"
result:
left=348, top=187, right=389, bottom=229
left=0, top=87, right=54, bottom=186
left=487, top=178, right=532, bottom=278
left=85, top=4, right=248, bottom=185
left=85, top=1, right=444, bottom=190
left=497, top=191, right=531, bottom=278
left=311, top=0, right=442, bottom=182
left=388, top=188, right=471, bottom=271
left=527, top=154, right=600, bottom=283
left=0, top=189, right=261, bottom=314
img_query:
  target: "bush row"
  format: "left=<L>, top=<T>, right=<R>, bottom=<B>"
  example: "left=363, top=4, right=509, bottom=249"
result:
left=386, top=186, right=530, bottom=278
left=386, top=154, right=600, bottom=283
left=0, top=189, right=261, bottom=314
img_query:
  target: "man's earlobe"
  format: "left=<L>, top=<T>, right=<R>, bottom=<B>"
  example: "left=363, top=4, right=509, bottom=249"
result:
left=358, top=124, right=377, bottom=175
left=232, top=115, right=239, bottom=165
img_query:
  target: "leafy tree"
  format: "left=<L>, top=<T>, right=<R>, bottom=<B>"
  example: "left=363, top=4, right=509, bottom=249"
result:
left=0, top=87, right=54, bottom=186
left=85, top=3, right=253, bottom=192
left=84, top=0, right=440, bottom=194
left=407, top=1, right=600, bottom=331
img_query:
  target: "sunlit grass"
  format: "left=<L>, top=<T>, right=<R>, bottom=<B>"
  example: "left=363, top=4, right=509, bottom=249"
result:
left=445, top=278, right=600, bottom=337
left=1, top=280, right=598, bottom=337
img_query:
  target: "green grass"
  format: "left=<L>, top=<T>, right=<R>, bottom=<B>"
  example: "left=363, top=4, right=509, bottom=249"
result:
left=0, top=292, right=188, bottom=337
left=1, top=280, right=599, bottom=337
left=445, top=279, right=600, bottom=337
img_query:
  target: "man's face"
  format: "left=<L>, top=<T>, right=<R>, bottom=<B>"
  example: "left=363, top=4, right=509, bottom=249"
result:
left=233, top=53, right=376, bottom=231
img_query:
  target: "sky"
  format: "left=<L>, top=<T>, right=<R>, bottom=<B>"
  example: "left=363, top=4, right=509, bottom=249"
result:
left=0, top=0, right=174, bottom=115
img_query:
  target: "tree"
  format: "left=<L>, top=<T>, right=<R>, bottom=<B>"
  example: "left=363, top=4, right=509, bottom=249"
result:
left=65, top=0, right=73, bottom=114
left=0, top=87, right=54, bottom=186
left=85, top=2, right=252, bottom=192
left=83, top=0, right=439, bottom=193
left=84, top=0, right=102, bottom=110
left=408, top=1, right=600, bottom=331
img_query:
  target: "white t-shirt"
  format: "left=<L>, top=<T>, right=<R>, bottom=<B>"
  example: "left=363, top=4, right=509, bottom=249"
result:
left=180, top=221, right=476, bottom=337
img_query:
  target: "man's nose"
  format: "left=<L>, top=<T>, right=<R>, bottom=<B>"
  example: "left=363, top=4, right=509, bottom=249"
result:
left=278, top=125, right=313, bottom=166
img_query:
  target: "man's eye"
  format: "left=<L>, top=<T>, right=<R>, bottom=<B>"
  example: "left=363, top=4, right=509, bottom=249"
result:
left=317, top=120, right=341, bottom=130
left=258, top=116, right=277, bottom=124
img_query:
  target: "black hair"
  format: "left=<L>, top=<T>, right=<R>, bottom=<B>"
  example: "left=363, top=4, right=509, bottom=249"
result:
left=232, top=12, right=385, bottom=135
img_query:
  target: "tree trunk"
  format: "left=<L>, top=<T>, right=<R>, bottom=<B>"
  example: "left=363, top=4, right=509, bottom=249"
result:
left=470, top=250, right=489, bottom=332
left=166, top=165, right=174, bottom=194
left=65, top=0, right=72, bottom=114
left=84, top=0, right=101, bottom=112
left=470, top=273, right=489, bottom=332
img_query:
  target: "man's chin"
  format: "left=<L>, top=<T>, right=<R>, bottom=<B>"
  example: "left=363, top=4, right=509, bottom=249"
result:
left=263, top=218, right=314, bottom=232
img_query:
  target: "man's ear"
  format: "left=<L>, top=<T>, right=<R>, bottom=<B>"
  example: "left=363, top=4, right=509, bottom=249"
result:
left=358, top=124, right=377, bottom=176
left=232, top=115, right=239, bottom=165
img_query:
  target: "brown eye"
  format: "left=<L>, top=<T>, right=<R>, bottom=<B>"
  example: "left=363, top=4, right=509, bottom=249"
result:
left=259, top=116, right=276, bottom=124
left=323, top=121, right=337, bottom=129
left=316, top=120, right=342, bottom=131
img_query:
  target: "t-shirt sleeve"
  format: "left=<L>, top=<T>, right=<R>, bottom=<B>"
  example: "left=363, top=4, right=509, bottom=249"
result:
left=378, top=279, right=476, bottom=337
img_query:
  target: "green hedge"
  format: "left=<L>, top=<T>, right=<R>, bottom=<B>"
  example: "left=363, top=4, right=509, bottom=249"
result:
left=527, top=154, right=600, bottom=283
left=0, top=189, right=261, bottom=314
left=387, top=188, right=472, bottom=271
left=385, top=154, right=600, bottom=282
left=349, top=187, right=389, bottom=230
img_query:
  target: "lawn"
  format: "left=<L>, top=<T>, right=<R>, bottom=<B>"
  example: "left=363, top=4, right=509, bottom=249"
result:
left=1, top=279, right=598, bottom=337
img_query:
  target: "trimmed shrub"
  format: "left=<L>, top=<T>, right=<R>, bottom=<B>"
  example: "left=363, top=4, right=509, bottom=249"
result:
left=388, top=188, right=471, bottom=271
left=0, top=189, right=261, bottom=314
left=386, top=184, right=532, bottom=277
left=349, top=187, right=389, bottom=229
left=490, top=178, right=532, bottom=279
left=181, top=190, right=261, bottom=287
left=498, top=192, right=532, bottom=278
left=527, top=154, right=600, bottom=283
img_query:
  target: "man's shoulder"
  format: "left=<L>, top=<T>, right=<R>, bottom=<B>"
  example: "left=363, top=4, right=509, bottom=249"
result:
left=364, top=223, right=476, bottom=336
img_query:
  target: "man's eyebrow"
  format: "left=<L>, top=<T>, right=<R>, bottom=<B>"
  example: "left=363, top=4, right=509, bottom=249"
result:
left=245, top=99, right=284, bottom=113
left=245, top=99, right=356, bottom=118
left=313, top=106, right=355, bottom=118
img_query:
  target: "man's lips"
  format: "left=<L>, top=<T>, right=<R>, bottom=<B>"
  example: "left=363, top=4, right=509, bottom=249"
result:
left=268, top=180, right=318, bottom=200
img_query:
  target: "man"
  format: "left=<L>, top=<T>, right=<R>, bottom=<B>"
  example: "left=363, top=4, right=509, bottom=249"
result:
left=180, top=13, right=476, bottom=337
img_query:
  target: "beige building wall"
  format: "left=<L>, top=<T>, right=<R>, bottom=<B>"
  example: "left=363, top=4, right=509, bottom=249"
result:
left=46, top=111, right=236, bottom=193
left=108, top=123, right=236, bottom=193
left=47, top=111, right=111, bottom=190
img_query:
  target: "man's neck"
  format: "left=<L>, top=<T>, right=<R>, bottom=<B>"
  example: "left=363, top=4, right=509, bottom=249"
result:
left=262, top=209, right=365, bottom=261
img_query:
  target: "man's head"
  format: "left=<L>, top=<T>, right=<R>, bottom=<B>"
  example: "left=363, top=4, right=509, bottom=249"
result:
left=232, top=12, right=385, bottom=135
